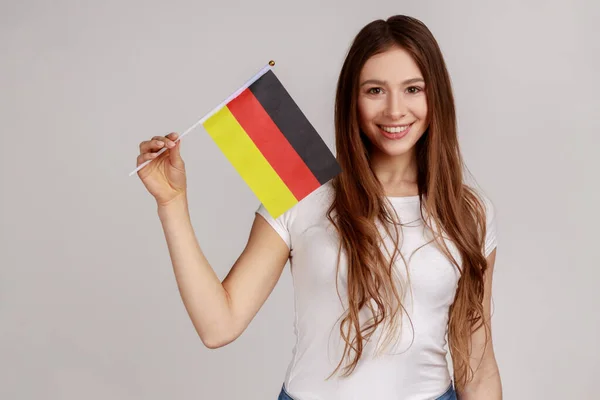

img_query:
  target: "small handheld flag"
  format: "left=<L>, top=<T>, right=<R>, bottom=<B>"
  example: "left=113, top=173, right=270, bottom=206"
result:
left=130, top=61, right=341, bottom=218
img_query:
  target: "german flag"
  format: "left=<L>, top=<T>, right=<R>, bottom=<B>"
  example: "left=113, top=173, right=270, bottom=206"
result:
left=202, top=69, right=341, bottom=218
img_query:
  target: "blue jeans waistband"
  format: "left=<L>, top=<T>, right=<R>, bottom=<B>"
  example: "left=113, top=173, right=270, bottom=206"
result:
left=277, top=382, right=456, bottom=400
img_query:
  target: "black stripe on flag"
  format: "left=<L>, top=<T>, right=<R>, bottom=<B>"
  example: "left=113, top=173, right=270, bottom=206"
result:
left=249, top=70, right=341, bottom=185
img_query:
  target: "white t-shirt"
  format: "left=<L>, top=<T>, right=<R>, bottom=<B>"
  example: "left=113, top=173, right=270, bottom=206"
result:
left=256, top=181, right=497, bottom=400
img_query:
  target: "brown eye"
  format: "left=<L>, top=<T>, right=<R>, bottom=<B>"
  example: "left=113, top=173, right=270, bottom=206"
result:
left=407, top=86, right=423, bottom=94
left=368, top=87, right=382, bottom=95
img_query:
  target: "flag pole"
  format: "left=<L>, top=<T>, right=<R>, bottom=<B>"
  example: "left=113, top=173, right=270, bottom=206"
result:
left=129, top=60, right=276, bottom=176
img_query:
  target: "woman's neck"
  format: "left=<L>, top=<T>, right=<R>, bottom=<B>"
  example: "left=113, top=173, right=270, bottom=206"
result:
left=370, top=150, right=419, bottom=196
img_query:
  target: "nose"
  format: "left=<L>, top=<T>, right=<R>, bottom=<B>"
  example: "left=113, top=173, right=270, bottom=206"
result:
left=384, top=92, right=407, bottom=120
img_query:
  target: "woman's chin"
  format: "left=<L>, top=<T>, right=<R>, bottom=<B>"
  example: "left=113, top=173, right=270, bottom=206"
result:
left=371, top=143, right=414, bottom=159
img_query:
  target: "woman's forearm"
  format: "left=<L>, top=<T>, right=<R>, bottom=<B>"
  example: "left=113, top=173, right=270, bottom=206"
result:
left=458, top=371, right=502, bottom=400
left=157, top=195, right=234, bottom=348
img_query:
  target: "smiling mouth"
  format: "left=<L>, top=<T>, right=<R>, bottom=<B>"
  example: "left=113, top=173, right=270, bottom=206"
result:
left=377, top=123, right=413, bottom=134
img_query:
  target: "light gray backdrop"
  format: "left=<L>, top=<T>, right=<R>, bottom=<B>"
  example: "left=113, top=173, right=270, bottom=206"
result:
left=1, top=0, right=598, bottom=399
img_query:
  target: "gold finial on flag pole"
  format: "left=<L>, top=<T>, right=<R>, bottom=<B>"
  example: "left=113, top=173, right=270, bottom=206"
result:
left=129, top=59, right=278, bottom=176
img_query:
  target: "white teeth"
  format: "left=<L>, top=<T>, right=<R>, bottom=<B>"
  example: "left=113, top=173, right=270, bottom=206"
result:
left=380, top=125, right=410, bottom=133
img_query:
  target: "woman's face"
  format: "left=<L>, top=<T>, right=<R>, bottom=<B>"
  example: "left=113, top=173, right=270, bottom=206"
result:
left=357, top=46, right=429, bottom=159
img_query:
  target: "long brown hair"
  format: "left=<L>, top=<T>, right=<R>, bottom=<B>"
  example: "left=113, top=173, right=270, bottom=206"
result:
left=326, top=15, right=491, bottom=391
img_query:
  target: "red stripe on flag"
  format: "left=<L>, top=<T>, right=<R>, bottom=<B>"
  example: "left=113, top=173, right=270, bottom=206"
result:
left=227, top=89, right=321, bottom=201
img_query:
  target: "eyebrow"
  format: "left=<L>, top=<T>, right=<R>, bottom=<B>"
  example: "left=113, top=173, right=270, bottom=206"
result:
left=360, top=78, right=425, bottom=86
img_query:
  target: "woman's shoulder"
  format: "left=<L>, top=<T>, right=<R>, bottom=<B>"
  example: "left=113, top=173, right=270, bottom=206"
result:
left=464, top=183, right=498, bottom=255
left=462, top=180, right=494, bottom=208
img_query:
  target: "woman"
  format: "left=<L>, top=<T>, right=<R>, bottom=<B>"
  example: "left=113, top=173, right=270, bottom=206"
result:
left=135, top=15, right=502, bottom=400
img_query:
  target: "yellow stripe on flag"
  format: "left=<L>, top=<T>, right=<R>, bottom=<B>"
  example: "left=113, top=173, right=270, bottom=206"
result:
left=203, top=106, right=298, bottom=218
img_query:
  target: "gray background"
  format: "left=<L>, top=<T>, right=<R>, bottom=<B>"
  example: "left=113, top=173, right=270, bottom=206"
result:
left=1, top=0, right=598, bottom=399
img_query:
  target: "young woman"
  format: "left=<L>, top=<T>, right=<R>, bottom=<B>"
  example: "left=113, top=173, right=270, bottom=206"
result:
left=135, top=15, right=501, bottom=400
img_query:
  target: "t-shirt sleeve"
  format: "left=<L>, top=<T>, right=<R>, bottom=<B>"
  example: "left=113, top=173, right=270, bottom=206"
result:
left=481, top=194, right=498, bottom=257
left=255, top=203, right=292, bottom=250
